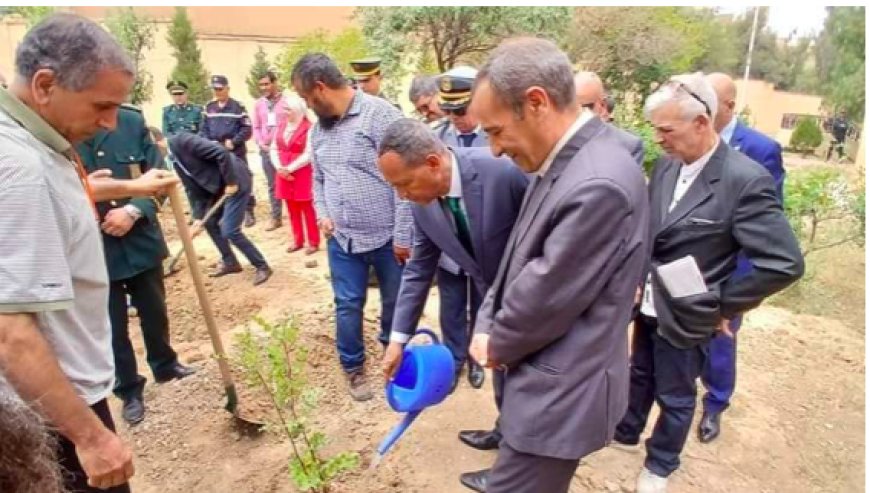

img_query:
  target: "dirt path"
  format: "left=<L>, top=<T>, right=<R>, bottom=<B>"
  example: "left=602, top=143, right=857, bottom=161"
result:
left=117, top=167, right=864, bottom=493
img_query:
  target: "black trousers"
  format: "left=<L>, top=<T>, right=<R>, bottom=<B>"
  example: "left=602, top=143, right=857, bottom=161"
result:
left=614, top=315, right=707, bottom=477
left=55, top=399, right=130, bottom=493
left=488, top=441, right=580, bottom=493
left=108, top=265, right=178, bottom=400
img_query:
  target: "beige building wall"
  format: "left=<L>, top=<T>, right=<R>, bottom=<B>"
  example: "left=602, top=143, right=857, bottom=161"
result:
left=0, top=7, right=355, bottom=129
left=735, top=79, right=824, bottom=145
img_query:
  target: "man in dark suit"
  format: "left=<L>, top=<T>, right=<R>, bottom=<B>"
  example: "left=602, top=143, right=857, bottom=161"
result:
left=464, top=37, right=650, bottom=493
left=434, top=66, right=491, bottom=390
left=613, top=73, right=803, bottom=493
left=698, top=72, right=787, bottom=443
left=169, top=133, right=273, bottom=286
left=77, top=105, right=195, bottom=425
left=378, top=118, right=528, bottom=479
left=574, top=70, right=645, bottom=166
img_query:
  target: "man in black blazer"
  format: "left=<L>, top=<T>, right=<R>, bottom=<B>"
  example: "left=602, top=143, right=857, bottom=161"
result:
left=168, top=133, right=273, bottom=286
left=613, top=73, right=803, bottom=493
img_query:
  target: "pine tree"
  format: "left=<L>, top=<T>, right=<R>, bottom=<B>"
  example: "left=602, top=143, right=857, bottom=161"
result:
left=166, top=7, right=210, bottom=105
left=106, top=7, right=155, bottom=105
left=246, top=46, right=272, bottom=100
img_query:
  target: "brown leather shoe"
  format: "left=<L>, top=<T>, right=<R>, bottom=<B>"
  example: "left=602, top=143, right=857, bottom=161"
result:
left=265, top=218, right=281, bottom=231
left=209, top=263, right=243, bottom=277
left=286, top=245, right=303, bottom=253
left=347, top=371, right=373, bottom=401
left=253, top=266, right=273, bottom=286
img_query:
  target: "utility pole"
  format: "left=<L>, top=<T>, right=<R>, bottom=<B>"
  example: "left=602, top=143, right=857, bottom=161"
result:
left=737, top=6, right=761, bottom=114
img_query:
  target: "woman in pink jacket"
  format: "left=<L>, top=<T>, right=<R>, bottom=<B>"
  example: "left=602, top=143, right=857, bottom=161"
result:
left=273, top=94, right=319, bottom=254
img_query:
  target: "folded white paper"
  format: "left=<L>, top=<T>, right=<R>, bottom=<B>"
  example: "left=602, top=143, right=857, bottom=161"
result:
left=656, top=255, right=707, bottom=298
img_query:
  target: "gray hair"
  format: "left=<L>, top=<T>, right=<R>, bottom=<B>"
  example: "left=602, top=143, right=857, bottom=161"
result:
left=643, top=72, right=718, bottom=122
left=15, top=13, right=134, bottom=91
left=379, top=118, right=446, bottom=166
left=408, top=75, right=439, bottom=103
left=477, top=37, right=576, bottom=117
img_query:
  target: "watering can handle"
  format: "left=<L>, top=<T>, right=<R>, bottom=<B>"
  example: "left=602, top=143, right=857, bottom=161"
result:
left=413, top=327, right=440, bottom=345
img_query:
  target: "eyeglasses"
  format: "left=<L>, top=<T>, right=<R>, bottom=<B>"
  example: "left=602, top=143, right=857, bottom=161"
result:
left=667, top=80, right=711, bottom=117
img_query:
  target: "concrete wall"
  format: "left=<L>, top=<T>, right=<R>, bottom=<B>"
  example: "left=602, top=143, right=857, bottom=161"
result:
left=0, top=7, right=355, bottom=130
left=735, top=79, right=824, bottom=145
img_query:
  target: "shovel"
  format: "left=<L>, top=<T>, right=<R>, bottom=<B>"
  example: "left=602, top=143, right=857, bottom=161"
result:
left=166, top=183, right=264, bottom=433
left=164, top=194, right=228, bottom=278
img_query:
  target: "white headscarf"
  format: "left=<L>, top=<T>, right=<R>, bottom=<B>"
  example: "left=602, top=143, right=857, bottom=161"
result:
left=282, top=92, right=310, bottom=141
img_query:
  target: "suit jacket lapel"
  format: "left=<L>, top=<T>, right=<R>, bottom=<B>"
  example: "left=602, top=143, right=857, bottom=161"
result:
left=730, top=121, right=746, bottom=150
left=513, top=117, right=604, bottom=247
left=657, top=141, right=727, bottom=234
left=459, top=157, right=485, bottom=262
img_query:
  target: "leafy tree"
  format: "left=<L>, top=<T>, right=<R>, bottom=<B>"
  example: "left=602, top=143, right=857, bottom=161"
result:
left=246, top=46, right=272, bottom=100
left=106, top=7, right=155, bottom=105
left=567, top=7, right=712, bottom=116
left=357, top=7, right=572, bottom=97
left=789, top=117, right=823, bottom=156
left=275, top=27, right=368, bottom=90
left=815, top=7, right=865, bottom=120
left=1, top=6, right=56, bottom=27
left=166, top=7, right=210, bottom=105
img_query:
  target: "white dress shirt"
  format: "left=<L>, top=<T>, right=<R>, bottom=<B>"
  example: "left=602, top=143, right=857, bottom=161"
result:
left=535, top=109, right=594, bottom=177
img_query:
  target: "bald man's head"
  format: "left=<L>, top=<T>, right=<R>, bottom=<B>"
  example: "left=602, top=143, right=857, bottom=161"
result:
left=574, top=71, right=609, bottom=119
left=706, top=72, right=737, bottom=133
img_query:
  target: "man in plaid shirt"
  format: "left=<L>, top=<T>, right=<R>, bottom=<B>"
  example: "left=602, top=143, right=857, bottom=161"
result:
left=292, top=53, right=411, bottom=401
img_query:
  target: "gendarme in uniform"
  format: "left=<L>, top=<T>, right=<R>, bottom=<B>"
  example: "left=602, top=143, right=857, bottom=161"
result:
left=162, top=80, right=203, bottom=137
left=0, top=86, right=114, bottom=405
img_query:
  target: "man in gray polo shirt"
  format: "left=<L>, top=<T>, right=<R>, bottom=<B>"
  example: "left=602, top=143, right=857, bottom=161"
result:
left=0, top=14, right=178, bottom=492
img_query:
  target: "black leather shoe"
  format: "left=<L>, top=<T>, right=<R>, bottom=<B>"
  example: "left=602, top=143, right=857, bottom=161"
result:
left=155, top=363, right=196, bottom=383
left=459, top=469, right=489, bottom=493
left=698, top=411, right=721, bottom=443
left=449, top=370, right=461, bottom=394
left=244, top=212, right=256, bottom=228
left=468, top=363, right=485, bottom=389
left=459, top=429, right=501, bottom=451
left=209, top=263, right=243, bottom=278
left=253, top=266, right=273, bottom=286
left=122, top=396, right=145, bottom=425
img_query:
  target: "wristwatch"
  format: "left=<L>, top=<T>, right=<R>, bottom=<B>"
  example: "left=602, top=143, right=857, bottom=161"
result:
left=123, top=204, right=143, bottom=221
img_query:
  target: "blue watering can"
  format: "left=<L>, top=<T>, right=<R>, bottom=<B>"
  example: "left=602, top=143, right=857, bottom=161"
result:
left=373, top=328, right=455, bottom=466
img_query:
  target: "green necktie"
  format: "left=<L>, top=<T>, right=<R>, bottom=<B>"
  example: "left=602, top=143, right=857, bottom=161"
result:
left=444, top=197, right=474, bottom=256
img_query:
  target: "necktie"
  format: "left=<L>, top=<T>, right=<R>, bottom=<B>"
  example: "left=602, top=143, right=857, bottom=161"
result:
left=459, top=133, right=475, bottom=148
left=444, top=197, right=474, bottom=256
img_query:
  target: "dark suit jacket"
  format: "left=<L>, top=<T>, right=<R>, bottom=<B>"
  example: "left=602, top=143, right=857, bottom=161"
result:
left=391, top=148, right=529, bottom=339
left=77, top=106, right=169, bottom=282
left=168, top=132, right=251, bottom=220
left=437, top=124, right=489, bottom=149
left=647, top=140, right=803, bottom=349
left=730, top=121, right=785, bottom=199
left=475, top=117, right=649, bottom=460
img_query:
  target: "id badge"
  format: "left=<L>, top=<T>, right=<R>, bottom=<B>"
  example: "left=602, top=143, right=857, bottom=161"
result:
left=267, top=111, right=277, bottom=127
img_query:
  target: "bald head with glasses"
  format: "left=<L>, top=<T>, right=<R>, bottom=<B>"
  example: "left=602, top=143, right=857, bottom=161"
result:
left=644, top=72, right=719, bottom=164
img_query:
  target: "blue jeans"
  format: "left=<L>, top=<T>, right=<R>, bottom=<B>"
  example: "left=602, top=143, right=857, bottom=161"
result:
left=615, top=315, right=707, bottom=477
left=204, top=189, right=268, bottom=269
left=327, top=238, right=403, bottom=373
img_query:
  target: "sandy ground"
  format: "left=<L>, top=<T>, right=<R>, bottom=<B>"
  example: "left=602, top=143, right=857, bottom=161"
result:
left=115, top=157, right=865, bottom=493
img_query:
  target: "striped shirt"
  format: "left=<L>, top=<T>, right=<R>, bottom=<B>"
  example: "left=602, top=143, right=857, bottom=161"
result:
left=310, top=91, right=412, bottom=253
left=0, top=87, right=114, bottom=405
